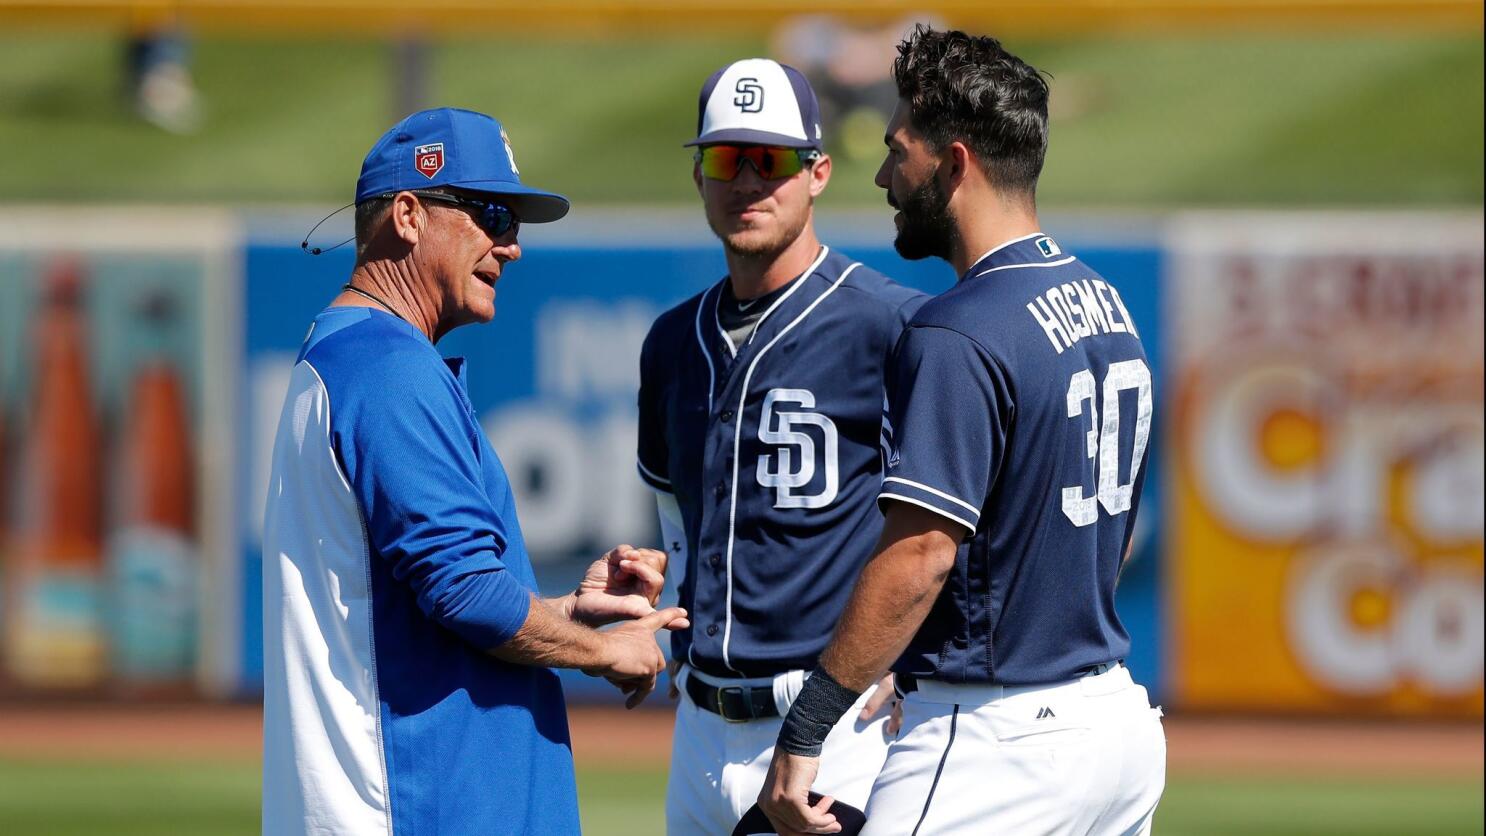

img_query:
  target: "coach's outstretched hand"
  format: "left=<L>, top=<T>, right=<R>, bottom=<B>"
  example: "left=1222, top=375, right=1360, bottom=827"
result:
left=589, top=607, right=689, bottom=709
left=566, top=545, right=670, bottom=627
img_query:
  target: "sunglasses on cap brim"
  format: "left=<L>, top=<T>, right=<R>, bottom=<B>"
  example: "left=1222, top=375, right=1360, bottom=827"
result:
left=377, top=189, right=521, bottom=237
left=695, top=145, right=822, bottom=182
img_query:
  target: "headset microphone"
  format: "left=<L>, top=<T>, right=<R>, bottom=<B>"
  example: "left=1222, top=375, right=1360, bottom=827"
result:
left=300, top=201, right=356, bottom=256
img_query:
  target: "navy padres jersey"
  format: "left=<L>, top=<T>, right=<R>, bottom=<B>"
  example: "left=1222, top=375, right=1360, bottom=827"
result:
left=880, top=233, right=1152, bottom=686
left=638, top=247, right=925, bottom=677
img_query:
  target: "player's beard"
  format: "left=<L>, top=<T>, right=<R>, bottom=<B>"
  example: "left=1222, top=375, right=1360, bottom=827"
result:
left=893, top=172, right=958, bottom=262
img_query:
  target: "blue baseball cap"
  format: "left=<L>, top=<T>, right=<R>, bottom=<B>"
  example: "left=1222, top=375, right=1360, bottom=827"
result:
left=355, top=107, right=569, bottom=223
left=685, top=58, right=824, bottom=151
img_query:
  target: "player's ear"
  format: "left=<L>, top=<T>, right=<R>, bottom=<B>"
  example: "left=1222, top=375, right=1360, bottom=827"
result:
left=943, top=141, right=973, bottom=193
left=693, top=162, right=704, bottom=195
left=807, top=153, right=831, bottom=198
left=389, top=191, right=424, bottom=247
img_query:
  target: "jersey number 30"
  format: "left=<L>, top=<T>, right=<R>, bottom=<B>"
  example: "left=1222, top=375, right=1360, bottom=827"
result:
left=1063, top=359, right=1152, bottom=527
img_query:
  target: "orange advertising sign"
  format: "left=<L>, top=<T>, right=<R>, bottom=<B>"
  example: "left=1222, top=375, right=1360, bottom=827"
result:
left=1168, top=213, right=1484, bottom=716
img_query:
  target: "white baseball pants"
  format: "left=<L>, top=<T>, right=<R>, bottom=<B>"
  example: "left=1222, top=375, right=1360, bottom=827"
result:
left=861, top=663, right=1166, bottom=836
left=665, top=665, right=892, bottom=835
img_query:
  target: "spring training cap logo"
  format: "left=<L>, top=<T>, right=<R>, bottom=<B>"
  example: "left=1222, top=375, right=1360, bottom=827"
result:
left=414, top=142, right=445, bottom=179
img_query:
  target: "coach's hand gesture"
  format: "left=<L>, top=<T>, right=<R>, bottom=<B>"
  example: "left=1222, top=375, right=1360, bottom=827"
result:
left=567, top=545, right=669, bottom=626
left=590, top=607, right=689, bottom=708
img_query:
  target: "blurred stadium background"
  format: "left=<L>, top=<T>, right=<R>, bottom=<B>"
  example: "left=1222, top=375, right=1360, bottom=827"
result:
left=0, top=1, right=1482, bottom=834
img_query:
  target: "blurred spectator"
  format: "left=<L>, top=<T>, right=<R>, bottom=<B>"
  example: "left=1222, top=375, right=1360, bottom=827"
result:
left=772, top=15, right=943, bottom=162
left=125, top=26, right=201, bottom=133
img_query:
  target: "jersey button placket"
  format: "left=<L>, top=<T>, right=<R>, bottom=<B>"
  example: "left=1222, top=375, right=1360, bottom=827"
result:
left=709, top=553, right=722, bottom=569
left=705, top=624, right=719, bottom=637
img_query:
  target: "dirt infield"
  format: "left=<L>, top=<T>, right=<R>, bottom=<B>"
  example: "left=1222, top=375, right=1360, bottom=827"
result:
left=0, top=703, right=1479, bottom=778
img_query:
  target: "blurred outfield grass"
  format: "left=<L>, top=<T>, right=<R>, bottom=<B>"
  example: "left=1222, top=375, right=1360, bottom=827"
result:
left=0, top=31, right=1480, bottom=207
left=0, top=759, right=1481, bottom=836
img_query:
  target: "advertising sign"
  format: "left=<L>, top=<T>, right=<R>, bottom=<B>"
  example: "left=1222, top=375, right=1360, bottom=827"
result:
left=1167, top=213, right=1484, bottom=715
left=0, top=210, right=240, bottom=696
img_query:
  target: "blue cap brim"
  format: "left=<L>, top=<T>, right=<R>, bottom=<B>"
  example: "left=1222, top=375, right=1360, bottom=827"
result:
left=449, top=179, right=570, bottom=223
left=684, top=128, right=819, bottom=150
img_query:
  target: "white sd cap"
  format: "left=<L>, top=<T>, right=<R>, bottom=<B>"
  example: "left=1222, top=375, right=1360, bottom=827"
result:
left=685, top=58, right=824, bottom=150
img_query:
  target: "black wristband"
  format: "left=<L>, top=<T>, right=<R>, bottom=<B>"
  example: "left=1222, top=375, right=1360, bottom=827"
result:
left=777, top=668, right=863, bottom=757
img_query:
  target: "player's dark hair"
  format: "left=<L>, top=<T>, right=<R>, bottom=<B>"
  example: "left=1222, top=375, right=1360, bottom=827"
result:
left=892, top=25, right=1050, bottom=197
left=353, top=197, right=392, bottom=261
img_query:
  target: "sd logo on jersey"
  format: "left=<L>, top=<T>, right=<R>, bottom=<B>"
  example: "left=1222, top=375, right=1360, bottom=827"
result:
left=757, top=388, right=839, bottom=509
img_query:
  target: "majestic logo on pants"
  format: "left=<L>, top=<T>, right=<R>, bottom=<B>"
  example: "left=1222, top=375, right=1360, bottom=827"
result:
left=733, top=78, right=764, bottom=113
left=757, top=388, right=838, bottom=509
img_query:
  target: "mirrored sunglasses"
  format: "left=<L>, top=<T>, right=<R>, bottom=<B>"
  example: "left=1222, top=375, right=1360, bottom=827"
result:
left=695, top=145, right=820, bottom=182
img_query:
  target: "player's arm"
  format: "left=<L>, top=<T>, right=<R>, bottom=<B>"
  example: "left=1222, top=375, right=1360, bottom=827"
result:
left=816, top=504, right=960, bottom=690
left=761, top=323, right=1001, bottom=834
left=755, top=505, right=958, bottom=834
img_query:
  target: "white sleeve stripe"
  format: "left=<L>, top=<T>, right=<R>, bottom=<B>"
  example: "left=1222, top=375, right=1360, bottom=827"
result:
left=882, top=476, right=981, bottom=516
left=636, top=460, right=672, bottom=487
left=879, top=494, right=977, bottom=536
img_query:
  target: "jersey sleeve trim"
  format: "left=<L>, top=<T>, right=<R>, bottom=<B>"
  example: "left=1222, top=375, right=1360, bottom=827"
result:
left=970, top=255, right=1076, bottom=279
left=878, top=493, right=977, bottom=537
left=636, top=459, right=673, bottom=492
left=883, top=476, right=982, bottom=516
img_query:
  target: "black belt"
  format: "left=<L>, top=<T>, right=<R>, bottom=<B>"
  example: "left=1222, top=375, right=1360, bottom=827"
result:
left=685, top=673, right=780, bottom=722
left=895, top=661, right=1117, bottom=695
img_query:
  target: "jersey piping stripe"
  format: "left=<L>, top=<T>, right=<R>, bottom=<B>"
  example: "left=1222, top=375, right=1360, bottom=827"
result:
left=882, top=476, right=981, bottom=515
left=910, top=704, right=959, bottom=836
left=635, top=459, right=672, bottom=488
left=965, top=231, right=1047, bottom=271
left=744, top=245, right=830, bottom=347
left=693, top=284, right=720, bottom=411
left=971, top=255, right=1077, bottom=279
left=879, top=493, right=977, bottom=537
left=721, top=261, right=857, bottom=673
left=716, top=321, right=738, bottom=358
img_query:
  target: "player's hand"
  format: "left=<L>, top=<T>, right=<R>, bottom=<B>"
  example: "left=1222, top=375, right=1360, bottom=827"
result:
left=758, top=750, right=840, bottom=835
left=858, top=673, right=897, bottom=723
left=569, top=545, right=668, bottom=627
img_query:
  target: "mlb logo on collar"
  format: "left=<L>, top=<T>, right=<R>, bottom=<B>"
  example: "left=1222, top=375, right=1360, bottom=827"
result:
left=1036, top=236, right=1062, bottom=257
left=415, top=143, right=445, bottom=178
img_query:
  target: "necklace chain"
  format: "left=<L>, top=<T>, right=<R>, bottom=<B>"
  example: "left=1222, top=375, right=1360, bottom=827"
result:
left=342, top=283, right=405, bottom=322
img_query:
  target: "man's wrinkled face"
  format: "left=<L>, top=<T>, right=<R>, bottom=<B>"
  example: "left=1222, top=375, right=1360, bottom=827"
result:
left=875, top=101, right=957, bottom=262
left=419, top=192, right=521, bottom=329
